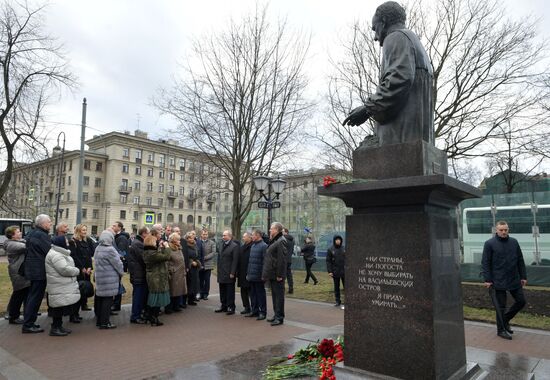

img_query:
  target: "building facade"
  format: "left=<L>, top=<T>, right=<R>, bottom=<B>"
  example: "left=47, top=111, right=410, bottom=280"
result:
left=1, top=130, right=233, bottom=236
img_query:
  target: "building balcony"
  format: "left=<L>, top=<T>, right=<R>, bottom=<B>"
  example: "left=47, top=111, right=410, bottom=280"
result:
left=119, top=186, right=132, bottom=193
left=167, top=191, right=177, bottom=198
left=206, top=195, right=216, bottom=203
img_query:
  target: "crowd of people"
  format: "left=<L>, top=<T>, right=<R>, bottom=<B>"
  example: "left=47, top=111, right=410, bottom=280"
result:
left=4, top=214, right=347, bottom=336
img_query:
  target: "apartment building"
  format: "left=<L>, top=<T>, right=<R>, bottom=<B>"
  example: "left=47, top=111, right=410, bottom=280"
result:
left=1, top=130, right=233, bottom=235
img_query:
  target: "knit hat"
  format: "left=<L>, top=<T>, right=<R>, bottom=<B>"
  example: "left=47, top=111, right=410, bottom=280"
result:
left=52, top=236, right=68, bottom=249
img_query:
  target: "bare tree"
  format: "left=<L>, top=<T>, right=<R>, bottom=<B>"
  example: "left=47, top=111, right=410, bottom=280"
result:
left=0, top=1, right=76, bottom=201
left=153, top=5, right=311, bottom=237
left=321, top=0, right=550, bottom=172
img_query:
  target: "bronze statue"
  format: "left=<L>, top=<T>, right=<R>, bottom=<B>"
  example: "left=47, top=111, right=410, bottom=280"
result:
left=343, top=1, right=434, bottom=147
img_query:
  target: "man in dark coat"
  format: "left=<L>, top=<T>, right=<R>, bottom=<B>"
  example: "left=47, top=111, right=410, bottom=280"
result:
left=262, top=222, right=287, bottom=326
left=247, top=229, right=268, bottom=319
left=127, top=226, right=149, bottom=324
left=342, top=1, right=434, bottom=147
left=238, top=232, right=252, bottom=314
left=283, top=228, right=295, bottom=294
left=482, top=220, right=527, bottom=340
left=327, top=235, right=345, bottom=307
left=215, top=230, right=239, bottom=315
left=22, top=214, right=53, bottom=333
left=111, top=221, right=130, bottom=312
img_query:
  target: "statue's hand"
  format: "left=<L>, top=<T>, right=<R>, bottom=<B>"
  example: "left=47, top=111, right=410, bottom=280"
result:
left=342, top=106, right=370, bottom=126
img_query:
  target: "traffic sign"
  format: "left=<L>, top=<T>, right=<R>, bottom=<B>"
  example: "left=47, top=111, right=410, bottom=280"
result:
left=272, top=201, right=281, bottom=208
left=144, top=212, right=155, bottom=225
left=258, top=201, right=269, bottom=209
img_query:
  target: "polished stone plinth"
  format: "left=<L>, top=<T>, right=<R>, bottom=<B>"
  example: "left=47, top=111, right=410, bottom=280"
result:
left=319, top=175, right=481, bottom=380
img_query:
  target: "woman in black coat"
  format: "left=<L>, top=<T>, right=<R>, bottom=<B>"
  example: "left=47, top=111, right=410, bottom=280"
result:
left=69, top=224, right=95, bottom=322
left=301, top=237, right=318, bottom=285
left=326, top=235, right=345, bottom=306
left=183, top=232, right=201, bottom=306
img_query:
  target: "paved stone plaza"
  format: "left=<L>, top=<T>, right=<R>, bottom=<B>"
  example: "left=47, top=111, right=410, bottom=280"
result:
left=0, top=276, right=549, bottom=379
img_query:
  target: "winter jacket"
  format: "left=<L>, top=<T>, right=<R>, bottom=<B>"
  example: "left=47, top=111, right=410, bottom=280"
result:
left=115, top=231, right=130, bottom=255
left=326, top=235, right=345, bottom=278
left=24, top=226, right=51, bottom=281
left=69, top=238, right=94, bottom=281
left=5, top=239, right=30, bottom=291
left=284, top=234, right=295, bottom=261
left=185, top=243, right=201, bottom=294
left=301, top=243, right=316, bottom=264
left=143, top=244, right=171, bottom=293
left=167, top=245, right=187, bottom=297
left=247, top=240, right=267, bottom=282
left=201, top=239, right=216, bottom=270
left=482, top=235, right=527, bottom=290
left=262, top=233, right=287, bottom=280
left=237, top=242, right=252, bottom=288
left=45, top=245, right=80, bottom=308
left=94, top=234, right=124, bottom=297
left=127, top=236, right=147, bottom=285
left=217, top=240, right=239, bottom=284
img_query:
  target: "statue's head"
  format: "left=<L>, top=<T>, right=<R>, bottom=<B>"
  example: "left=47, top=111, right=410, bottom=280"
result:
left=372, top=1, right=406, bottom=47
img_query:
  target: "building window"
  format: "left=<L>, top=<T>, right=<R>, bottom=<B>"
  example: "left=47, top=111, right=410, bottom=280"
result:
left=169, top=185, right=174, bottom=193
left=169, top=157, right=175, bottom=167
left=147, top=182, right=153, bottom=192
left=69, top=161, right=73, bottom=171
left=66, top=192, right=70, bottom=201
left=146, top=197, right=152, bottom=206
left=68, top=176, right=71, bottom=186
left=169, top=171, right=175, bottom=180
left=159, top=154, right=165, bottom=167
left=123, top=148, right=129, bottom=158
left=82, top=209, right=87, bottom=218
left=83, top=176, right=90, bottom=186
left=198, top=216, right=202, bottom=224
left=159, top=184, right=164, bottom=193
left=225, top=192, right=229, bottom=201
left=135, top=166, right=142, bottom=175
left=179, top=214, right=183, bottom=223
left=159, top=169, right=165, bottom=179
left=95, top=178, right=102, bottom=187
left=158, top=213, right=162, bottom=223
left=148, top=153, right=154, bottom=163
left=147, top=168, right=154, bottom=177
left=93, top=209, right=99, bottom=219
left=178, top=200, right=184, bottom=209
left=82, top=192, right=89, bottom=202
left=179, top=159, right=185, bottom=171
left=158, top=198, right=163, bottom=207
left=84, top=160, right=91, bottom=170
left=133, top=211, right=139, bottom=220
left=180, top=174, right=185, bottom=182
left=91, top=225, right=98, bottom=235
left=120, top=194, right=127, bottom=203
left=133, top=196, right=140, bottom=204
left=135, top=149, right=142, bottom=161
left=96, top=162, right=103, bottom=171
left=179, top=186, right=185, bottom=195
left=120, top=210, right=126, bottom=219
left=224, top=205, right=229, bottom=212
left=94, top=193, right=101, bottom=202
left=134, top=181, right=141, bottom=190
left=198, top=202, right=203, bottom=210
left=122, top=163, right=129, bottom=173
left=190, top=174, right=194, bottom=183
left=168, top=199, right=174, bottom=208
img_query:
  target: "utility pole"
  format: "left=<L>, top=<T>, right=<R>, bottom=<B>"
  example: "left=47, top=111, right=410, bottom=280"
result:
left=76, top=98, right=87, bottom=224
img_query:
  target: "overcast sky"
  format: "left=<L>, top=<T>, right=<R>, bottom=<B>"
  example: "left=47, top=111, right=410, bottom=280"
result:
left=36, top=0, right=550, bottom=164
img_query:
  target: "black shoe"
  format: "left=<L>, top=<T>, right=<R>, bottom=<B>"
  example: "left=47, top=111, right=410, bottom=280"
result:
left=149, top=317, right=164, bottom=327
left=49, top=327, right=69, bottom=337
left=173, top=307, right=183, bottom=312
left=69, top=316, right=81, bottom=324
left=164, top=308, right=173, bottom=315
left=240, top=309, right=251, bottom=315
left=270, top=319, right=284, bottom=326
left=226, top=309, right=235, bottom=315
left=201, top=295, right=209, bottom=300
left=245, top=312, right=259, bottom=318
left=22, top=326, right=44, bottom=334
left=130, top=318, right=148, bottom=324
left=33, top=323, right=41, bottom=328
left=60, top=326, right=72, bottom=334
left=334, top=302, right=341, bottom=307
left=256, top=314, right=266, bottom=320
left=109, top=311, right=118, bottom=316
left=9, top=318, right=24, bottom=325
left=303, top=281, right=309, bottom=284
left=111, top=306, right=121, bottom=312
left=188, top=301, right=198, bottom=306
left=266, top=317, right=276, bottom=322
left=214, top=308, right=227, bottom=313
left=179, top=304, right=187, bottom=309
left=504, top=323, right=514, bottom=334
left=99, top=323, right=117, bottom=329
left=81, top=305, right=92, bottom=311
left=314, top=281, right=318, bottom=285
left=497, top=331, right=513, bottom=340
left=288, top=289, right=294, bottom=294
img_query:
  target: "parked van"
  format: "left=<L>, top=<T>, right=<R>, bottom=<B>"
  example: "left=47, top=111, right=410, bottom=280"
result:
left=0, top=218, right=33, bottom=256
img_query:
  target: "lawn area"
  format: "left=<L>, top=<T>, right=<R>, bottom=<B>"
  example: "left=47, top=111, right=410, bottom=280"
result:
left=2, top=263, right=549, bottom=330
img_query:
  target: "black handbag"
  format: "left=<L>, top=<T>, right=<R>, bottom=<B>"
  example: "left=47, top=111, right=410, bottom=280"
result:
left=78, top=280, right=94, bottom=298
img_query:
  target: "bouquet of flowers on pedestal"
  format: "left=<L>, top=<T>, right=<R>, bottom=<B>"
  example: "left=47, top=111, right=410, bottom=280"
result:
left=262, top=336, right=344, bottom=380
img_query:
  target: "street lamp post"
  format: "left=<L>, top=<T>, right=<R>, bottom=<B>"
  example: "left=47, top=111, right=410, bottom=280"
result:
left=252, top=175, right=286, bottom=230
left=54, top=131, right=66, bottom=229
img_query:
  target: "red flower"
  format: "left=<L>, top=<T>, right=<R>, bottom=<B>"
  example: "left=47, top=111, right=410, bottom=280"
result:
left=318, top=339, right=336, bottom=358
left=287, top=354, right=294, bottom=360
left=323, top=176, right=338, bottom=188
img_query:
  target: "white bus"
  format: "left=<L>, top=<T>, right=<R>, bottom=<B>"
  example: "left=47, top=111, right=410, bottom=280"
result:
left=462, top=205, right=550, bottom=265
left=0, top=218, right=33, bottom=256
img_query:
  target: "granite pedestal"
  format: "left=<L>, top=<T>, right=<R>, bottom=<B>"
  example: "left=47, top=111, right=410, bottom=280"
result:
left=319, top=167, right=481, bottom=379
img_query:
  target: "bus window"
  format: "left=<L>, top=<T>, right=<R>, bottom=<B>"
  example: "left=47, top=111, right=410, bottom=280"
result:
left=537, top=208, right=550, bottom=233
left=465, top=210, right=493, bottom=234
left=496, top=209, right=533, bottom=234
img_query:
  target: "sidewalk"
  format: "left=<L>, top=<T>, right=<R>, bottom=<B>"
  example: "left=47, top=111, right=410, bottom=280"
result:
left=0, top=287, right=549, bottom=379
